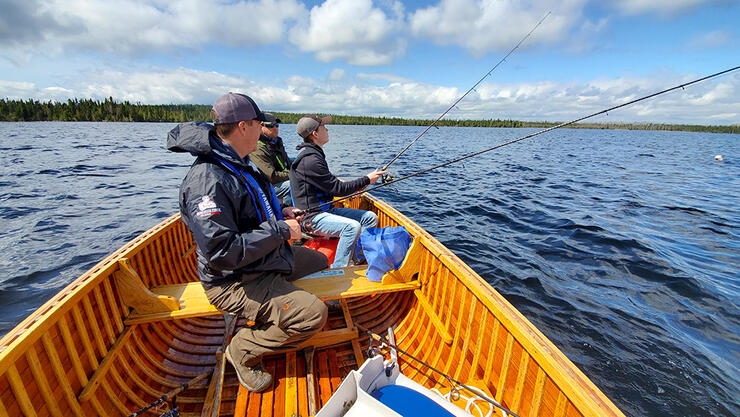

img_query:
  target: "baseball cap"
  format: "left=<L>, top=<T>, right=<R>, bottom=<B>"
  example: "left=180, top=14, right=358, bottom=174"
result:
left=211, top=93, right=267, bottom=124
left=263, top=113, right=282, bottom=123
left=296, top=114, right=332, bottom=139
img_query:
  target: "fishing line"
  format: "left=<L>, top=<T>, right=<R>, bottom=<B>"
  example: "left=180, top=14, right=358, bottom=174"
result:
left=300, top=65, right=739, bottom=214
left=381, top=11, right=551, bottom=172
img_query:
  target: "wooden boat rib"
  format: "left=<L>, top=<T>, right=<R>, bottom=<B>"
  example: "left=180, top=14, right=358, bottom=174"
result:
left=0, top=194, right=625, bottom=417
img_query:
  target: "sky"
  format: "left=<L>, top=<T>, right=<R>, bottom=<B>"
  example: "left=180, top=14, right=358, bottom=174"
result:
left=0, top=0, right=738, bottom=124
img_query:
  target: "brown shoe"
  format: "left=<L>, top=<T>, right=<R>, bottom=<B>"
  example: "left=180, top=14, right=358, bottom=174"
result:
left=225, top=347, right=272, bottom=392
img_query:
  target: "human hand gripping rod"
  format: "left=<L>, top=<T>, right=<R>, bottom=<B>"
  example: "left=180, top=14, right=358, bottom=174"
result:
left=297, top=65, right=739, bottom=215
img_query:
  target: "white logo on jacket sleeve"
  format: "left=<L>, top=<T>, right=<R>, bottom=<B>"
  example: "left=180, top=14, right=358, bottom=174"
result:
left=196, top=195, right=221, bottom=217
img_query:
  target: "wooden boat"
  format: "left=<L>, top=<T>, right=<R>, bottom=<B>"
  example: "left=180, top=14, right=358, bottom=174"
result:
left=0, top=194, right=625, bottom=417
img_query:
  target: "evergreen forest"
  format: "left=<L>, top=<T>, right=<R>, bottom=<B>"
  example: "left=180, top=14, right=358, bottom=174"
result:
left=1, top=98, right=737, bottom=134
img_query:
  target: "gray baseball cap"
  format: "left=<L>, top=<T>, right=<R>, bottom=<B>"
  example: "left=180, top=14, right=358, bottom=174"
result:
left=263, top=112, right=282, bottom=123
left=211, top=93, right=267, bottom=124
left=296, top=114, right=332, bottom=139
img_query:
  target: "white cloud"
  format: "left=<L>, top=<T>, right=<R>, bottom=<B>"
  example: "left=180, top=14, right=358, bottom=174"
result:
left=2, top=68, right=738, bottom=124
left=328, top=68, right=346, bottom=81
left=609, top=0, right=715, bottom=16
left=356, top=73, right=411, bottom=83
left=1, top=0, right=307, bottom=57
left=289, top=0, right=407, bottom=65
left=409, top=0, right=589, bottom=56
left=686, top=30, right=732, bottom=50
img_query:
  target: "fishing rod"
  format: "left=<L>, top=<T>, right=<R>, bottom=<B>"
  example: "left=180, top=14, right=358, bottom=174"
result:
left=298, top=65, right=739, bottom=215
left=127, top=370, right=212, bottom=417
left=361, top=326, right=520, bottom=417
left=381, top=11, right=551, bottom=172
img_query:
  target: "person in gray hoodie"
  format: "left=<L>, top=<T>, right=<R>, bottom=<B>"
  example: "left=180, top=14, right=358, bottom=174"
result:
left=289, top=115, right=386, bottom=268
left=167, top=93, right=328, bottom=393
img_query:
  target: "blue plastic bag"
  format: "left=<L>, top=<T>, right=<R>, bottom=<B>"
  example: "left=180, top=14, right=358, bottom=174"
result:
left=358, top=226, right=412, bottom=282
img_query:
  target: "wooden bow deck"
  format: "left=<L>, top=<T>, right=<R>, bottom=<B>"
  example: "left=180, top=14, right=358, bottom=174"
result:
left=0, top=195, right=626, bottom=417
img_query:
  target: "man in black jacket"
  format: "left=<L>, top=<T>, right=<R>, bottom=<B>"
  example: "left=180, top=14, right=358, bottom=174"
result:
left=289, top=114, right=386, bottom=268
left=251, top=113, right=292, bottom=205
left=167, top=94, right=328, bottom=393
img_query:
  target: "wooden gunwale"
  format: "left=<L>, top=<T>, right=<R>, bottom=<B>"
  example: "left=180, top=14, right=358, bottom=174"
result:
left=0, top=214, right=182, bottom=373
left=365, top=194, right=624, bottom=417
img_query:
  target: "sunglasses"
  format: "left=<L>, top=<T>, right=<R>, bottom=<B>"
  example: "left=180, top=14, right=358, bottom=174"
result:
left=262, top=123, right=279, bottom=128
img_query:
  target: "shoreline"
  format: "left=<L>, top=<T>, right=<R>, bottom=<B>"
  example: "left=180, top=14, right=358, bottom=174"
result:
left=1, top=99, right=738, bottom=134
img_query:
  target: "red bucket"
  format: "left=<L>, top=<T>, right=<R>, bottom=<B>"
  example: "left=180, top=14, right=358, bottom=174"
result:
left=303, top=237, right=339, bottom=265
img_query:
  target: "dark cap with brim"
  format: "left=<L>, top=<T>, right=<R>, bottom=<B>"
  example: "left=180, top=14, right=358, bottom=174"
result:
left=263, top=113, right=282, bottom=123
left=297, top=114, right=332, bottom=138
left=212, top=93, right=267, bottom=124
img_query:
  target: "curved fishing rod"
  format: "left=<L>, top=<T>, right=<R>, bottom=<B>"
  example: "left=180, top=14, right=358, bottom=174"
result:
left=362, top=327, right=520, bottom=417
left=382, top=11, right=551, bottom=172
left=298, top=65, right=739, bottom=215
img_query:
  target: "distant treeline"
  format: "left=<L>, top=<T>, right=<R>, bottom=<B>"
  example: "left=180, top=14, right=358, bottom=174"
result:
left=1, top=98, right=737, bottom=134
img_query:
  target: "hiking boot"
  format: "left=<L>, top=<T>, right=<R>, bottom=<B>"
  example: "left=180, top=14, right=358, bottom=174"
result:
left=225, top=347, right=272, bottom=392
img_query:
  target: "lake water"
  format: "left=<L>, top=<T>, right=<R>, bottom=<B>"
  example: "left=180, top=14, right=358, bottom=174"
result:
left=1, top=122, right=738, bottom=416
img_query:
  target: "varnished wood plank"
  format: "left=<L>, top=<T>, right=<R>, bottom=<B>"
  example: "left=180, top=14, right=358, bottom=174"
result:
left=304, top=347, right=317, bottom=416
left=297, top=351, right=308, bottom=417
left=81, top=295, right=108, bottom=357
left=102, top=277, right=125, bottom=333
left=316, top=350, right=332, bottom=407
left=443, top=287, right=469, bottom=377
left=454, top=295, right=480, bottom=382
left=273, top=358, right=286, bottom=417
left=99, top=379, right=130, bottom=416
left=246, top=388, right=262, bottom=417
left=58, top=315, right=88, bottom=386
left=512, top=352, right=531, bottom=412
left=284, top=351, right=298, bottom=417
left=78, top=326, right=133, bottom=402
left=483, top=319, right=501, bottom=385
left=233, top=386, right=249, bottom=417
left=26, top=346, right=64, bottom=417
left=260, top=360, right=277, bottom=417
left=71, top=304, right=99, bottom=368
left=7, top=364, right=37, bottom=417
left=93, top=286, right=117, bottom=345
left=327, top=349, right=342, bottom=392
left=495, top=333, right=514, bottom=403
left=0, top=397, right=8, bottom=417
left=41, top=333, right=85, bottom=416
left=555, top=391, right=569, bottom=417
left=413, top=289, right=453, bottom=344
left=529, top=368, right=548, bottom=417
left=201, top=314, right=235, bottom=417
left=470, top=311, right=488, bottom=379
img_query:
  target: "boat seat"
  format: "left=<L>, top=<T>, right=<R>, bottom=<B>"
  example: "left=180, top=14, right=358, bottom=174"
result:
left=119, top=238, right=423, bottom=325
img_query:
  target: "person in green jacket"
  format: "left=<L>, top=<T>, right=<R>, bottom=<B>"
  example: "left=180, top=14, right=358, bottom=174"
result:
left=251, top=113, right=292, bottom=205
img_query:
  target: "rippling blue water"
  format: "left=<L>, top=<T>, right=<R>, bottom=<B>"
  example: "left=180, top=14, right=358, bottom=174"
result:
left=1, top=122, right=738, bottom=416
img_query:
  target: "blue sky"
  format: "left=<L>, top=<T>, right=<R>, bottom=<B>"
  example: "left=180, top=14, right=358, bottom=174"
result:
left=0, top=0, right=738, bottom=124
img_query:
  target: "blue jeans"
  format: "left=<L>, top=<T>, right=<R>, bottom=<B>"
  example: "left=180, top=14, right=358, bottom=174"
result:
left=273, top=180, right=291, bottom=206
left=309, top=207, right=378, bottom=268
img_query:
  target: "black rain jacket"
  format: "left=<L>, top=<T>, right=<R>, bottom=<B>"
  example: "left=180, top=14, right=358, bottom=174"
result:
left=289, top=142, right=370, bottom=226
left=167, top=121, right=294, bottom=288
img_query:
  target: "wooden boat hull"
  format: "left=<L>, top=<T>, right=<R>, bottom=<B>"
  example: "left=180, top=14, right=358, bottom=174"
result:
left=0, top=194, right=625, bottom=417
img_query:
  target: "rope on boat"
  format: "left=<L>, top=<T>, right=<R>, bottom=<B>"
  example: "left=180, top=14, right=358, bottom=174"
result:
left=381, top=11, right=551, bottom=172
left=127, top=370, right=212, bottom=417
left=299, top=64, right=740, bottom=215
left=363, top=327, right=521, bottom=417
